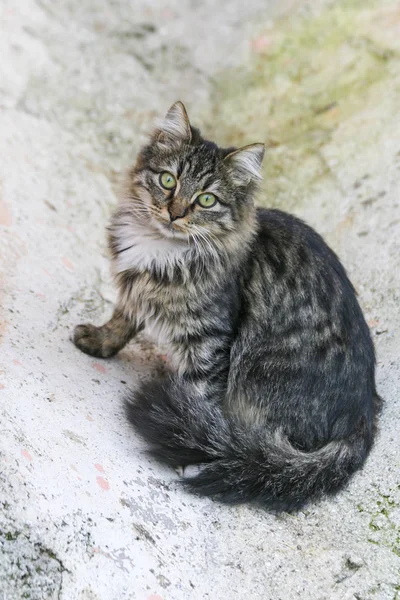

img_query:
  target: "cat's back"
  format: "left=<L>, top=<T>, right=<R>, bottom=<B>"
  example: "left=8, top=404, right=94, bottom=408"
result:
left=251, top=208, right=356, bottom=300
left=254, top=208, right=345, bottom=276
left=247, top=207, right=374, bottom=363
left=233, top=208, right=376, bottom=446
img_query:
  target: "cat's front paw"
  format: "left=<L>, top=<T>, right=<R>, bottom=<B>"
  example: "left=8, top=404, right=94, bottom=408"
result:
left=72, top=323, right=113, bottom=358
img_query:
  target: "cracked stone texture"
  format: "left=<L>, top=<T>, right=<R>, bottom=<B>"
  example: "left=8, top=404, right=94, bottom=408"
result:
left=0, top=0, right=399, bottom=598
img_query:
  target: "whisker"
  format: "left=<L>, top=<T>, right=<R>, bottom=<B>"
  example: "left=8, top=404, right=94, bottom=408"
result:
left=191, top=226, right=218, bottom=260
left=190, top=233, right=206, bottom=279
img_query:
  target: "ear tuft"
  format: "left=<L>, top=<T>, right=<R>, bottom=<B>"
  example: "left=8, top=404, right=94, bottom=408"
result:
left=156, top=101, right=192, bottom=146
left=224, top=143, right=265, bottom=183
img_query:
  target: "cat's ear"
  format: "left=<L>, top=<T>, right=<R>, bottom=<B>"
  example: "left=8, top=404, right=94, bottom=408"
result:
left=156, top=101, right=192, bottom=146
left=224, top=143, right=265, bottom=184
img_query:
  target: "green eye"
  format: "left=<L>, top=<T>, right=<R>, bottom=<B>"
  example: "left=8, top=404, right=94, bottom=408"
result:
left=159, top=172, right=176, bottom=190
left=197, top=193, right=217, bottom=208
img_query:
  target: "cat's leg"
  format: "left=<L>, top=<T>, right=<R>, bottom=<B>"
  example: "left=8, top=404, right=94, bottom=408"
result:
left=72, top=308, right=142, bottom=358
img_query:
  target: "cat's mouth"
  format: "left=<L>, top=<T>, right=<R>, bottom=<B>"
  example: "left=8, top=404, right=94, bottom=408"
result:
left=154, top=218, right=188, bottom=240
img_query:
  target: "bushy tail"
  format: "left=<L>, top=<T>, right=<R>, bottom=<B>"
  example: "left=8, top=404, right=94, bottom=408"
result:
left=126, top=377, right=377, bottom=512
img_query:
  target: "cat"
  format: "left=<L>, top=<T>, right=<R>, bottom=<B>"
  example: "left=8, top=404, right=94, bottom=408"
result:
left=73, top=101, right=381, bottom=512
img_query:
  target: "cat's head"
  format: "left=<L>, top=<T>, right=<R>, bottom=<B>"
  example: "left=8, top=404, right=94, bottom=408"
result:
left=127, top=102, right=265, bottom=246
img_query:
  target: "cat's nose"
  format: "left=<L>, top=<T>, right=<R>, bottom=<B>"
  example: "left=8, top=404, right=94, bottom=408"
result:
left=168, top=200, right=188, bottom=222
left=169, top=211, right=186, bottom=222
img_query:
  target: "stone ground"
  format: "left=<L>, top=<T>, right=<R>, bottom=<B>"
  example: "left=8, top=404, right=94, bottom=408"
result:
left=0, top=0, right=399, bottom=598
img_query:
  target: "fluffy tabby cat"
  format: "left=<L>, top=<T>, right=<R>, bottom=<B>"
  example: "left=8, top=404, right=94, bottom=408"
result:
left=73, top=101, right=381, bottom=512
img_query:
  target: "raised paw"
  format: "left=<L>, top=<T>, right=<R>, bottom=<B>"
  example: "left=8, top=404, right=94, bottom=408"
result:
left=72, top=323, right=117, bottom=358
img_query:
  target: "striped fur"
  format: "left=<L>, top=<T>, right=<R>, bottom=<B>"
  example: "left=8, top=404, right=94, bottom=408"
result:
left=73, top=102, right=381, bottom=512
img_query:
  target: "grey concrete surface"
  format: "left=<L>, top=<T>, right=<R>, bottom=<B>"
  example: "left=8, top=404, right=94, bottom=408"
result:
left=0, top=0, right=399, bottom=598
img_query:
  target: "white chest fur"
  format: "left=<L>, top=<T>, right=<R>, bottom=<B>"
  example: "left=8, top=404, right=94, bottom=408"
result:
left=113, top=220, right=188, bottom=274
